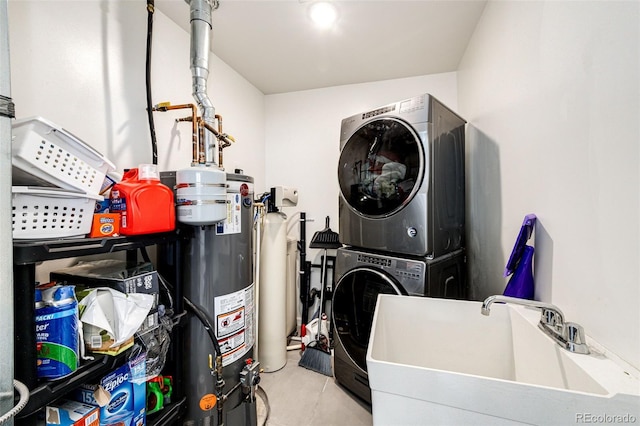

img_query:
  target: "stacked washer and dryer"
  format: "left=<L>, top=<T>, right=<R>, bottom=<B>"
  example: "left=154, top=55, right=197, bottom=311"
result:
left=333, top=94, right=469, bottom=403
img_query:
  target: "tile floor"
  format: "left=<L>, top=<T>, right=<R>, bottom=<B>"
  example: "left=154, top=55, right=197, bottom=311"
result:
left=257, top=350, right=373, bottom=426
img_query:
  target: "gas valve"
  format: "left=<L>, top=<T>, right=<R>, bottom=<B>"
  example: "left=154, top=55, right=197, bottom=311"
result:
left=239, top=358, right=261, bottom=401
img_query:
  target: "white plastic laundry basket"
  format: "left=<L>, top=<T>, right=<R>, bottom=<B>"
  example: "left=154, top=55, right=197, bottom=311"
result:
left=12, top=117, right=116, bottom=195
left=12, top=186, right=103, bottom=239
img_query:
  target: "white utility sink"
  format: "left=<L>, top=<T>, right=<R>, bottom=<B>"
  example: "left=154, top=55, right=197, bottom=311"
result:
left=366, top=295, right=640, bottom=425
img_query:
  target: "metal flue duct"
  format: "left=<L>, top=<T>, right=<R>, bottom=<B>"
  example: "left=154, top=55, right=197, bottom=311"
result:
left=187, top=0, right=219, bottom=166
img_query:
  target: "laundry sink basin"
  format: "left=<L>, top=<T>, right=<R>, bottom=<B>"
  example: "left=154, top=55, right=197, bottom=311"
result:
left=366, top=295, right=640, bottom=425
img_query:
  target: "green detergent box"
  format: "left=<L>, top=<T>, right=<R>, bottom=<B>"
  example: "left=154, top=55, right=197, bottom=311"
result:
left=74, top=353, right=146, bottom=426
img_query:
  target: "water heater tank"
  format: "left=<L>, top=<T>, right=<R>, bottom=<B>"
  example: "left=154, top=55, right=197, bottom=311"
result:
left=181, top=173, right=256, bottom=425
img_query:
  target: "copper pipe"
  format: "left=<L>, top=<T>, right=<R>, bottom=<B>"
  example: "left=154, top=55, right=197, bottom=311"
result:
left=198, top=119, right=206, bottom=164
left=190, top=104, right=198, bottom=164
left=202, top=119, right=235, bottom=168
left=215, top=114, right=223, bottom=167
left=153, top=103, right=199, bottom=164
left=202, top=122, right=234, bottom=147
left=213, top=114, right=233, bottom=148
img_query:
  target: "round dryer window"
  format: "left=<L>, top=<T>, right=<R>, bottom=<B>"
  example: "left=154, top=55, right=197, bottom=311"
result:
left=332, top=268, right=405, bottom=372
left=338, top=118, right=423, bottom=217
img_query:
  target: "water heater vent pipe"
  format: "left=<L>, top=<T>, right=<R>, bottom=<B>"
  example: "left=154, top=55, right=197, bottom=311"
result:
left=187, top=0, right=219, bottom=166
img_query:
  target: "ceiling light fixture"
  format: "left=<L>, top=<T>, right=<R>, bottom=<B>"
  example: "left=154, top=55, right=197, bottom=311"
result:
left=309, top=1, right=337, bottom=29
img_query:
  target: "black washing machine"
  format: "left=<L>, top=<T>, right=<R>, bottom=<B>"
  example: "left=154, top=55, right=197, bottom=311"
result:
left=332, top=246, right=467, bottom=404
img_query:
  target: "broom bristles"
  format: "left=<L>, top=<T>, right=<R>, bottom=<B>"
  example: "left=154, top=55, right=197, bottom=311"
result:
left=299, top=345, right=332, bottom=377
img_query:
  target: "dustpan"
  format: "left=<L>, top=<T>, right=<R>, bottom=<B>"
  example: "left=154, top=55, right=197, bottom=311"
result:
left=309, top=216, right=342, bottom=249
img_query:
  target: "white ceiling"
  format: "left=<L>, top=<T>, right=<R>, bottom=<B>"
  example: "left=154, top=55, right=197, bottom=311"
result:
left=156, top=0, right=487, bottom=95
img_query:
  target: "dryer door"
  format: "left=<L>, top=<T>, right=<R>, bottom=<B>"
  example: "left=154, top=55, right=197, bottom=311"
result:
left=338, top=118, right=424, bottom=218
left=332, top=267, right=406, bottom=372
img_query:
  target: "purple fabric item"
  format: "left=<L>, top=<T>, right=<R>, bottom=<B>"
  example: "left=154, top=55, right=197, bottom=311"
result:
left=504, top=213, right=537, bottom=277
left=503, top=245, right=535, bottom=300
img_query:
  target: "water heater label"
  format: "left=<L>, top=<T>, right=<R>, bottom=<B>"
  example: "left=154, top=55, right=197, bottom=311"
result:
left=217, top=307, right=245, bottom=337
left=214, top=284, right=255, bottom=366
left=215, top=193, right=242, bottom=235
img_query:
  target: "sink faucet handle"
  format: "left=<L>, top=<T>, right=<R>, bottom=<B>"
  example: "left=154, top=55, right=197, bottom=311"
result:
left=481, top=294, right=590, bottom=355
left=565, top=322, right=590, bottom=354
left=541, top=308, right=564, bottom=330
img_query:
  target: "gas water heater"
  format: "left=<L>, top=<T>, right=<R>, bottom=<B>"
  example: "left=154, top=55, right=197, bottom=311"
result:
left=161, top=172, right=259, bottom=426
left=184, top=173, right=257, bottom=425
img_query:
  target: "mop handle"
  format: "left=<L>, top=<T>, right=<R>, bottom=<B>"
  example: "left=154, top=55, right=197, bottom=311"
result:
left=317, top=248, right=328, bottom=341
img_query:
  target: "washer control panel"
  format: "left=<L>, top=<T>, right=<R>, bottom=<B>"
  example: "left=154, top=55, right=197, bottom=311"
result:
left=356, top=253, right=392, bottom=268
left=353, top=252, right=426, bottom=296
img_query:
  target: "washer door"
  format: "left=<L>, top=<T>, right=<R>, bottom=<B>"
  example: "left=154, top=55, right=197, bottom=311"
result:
left=338, top=118, right=424, bottom=217
left=332, top=267, right=406, bottom=372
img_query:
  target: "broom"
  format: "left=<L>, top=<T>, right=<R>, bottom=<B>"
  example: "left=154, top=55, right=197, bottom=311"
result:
left=298, top=212, right=309, bottom=352
left=299, top=216, right=341, bottom=376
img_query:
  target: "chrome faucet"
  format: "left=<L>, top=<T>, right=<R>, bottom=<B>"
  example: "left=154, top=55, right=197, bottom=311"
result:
left=481, top=295, right=590, bottom=355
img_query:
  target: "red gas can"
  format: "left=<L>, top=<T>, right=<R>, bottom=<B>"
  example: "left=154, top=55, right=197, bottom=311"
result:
left=110, top=167, right=175, bottom=235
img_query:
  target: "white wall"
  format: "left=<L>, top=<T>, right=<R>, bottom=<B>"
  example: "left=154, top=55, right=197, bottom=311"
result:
left=8, top=0, right=266, bottom=281
left=264, top=73, right=458, bottom=261
left=9, top=0, right=265, bottom=187
left=458, top=0, right=639, bottom=369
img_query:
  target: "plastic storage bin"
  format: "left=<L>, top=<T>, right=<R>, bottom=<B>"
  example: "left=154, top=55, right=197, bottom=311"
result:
left=12, top=186, right=102, bottom=239
left=12, top=116, right=116, bottom=195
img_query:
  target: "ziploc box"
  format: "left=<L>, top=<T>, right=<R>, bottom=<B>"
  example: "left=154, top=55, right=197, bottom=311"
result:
left=74, top=352, right=146, bottom=426
left=46, top=399, right=99, bottom=426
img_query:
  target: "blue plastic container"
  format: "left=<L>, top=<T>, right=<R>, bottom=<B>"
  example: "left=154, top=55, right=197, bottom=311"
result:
left=35, top=285, right=79, bottom=379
